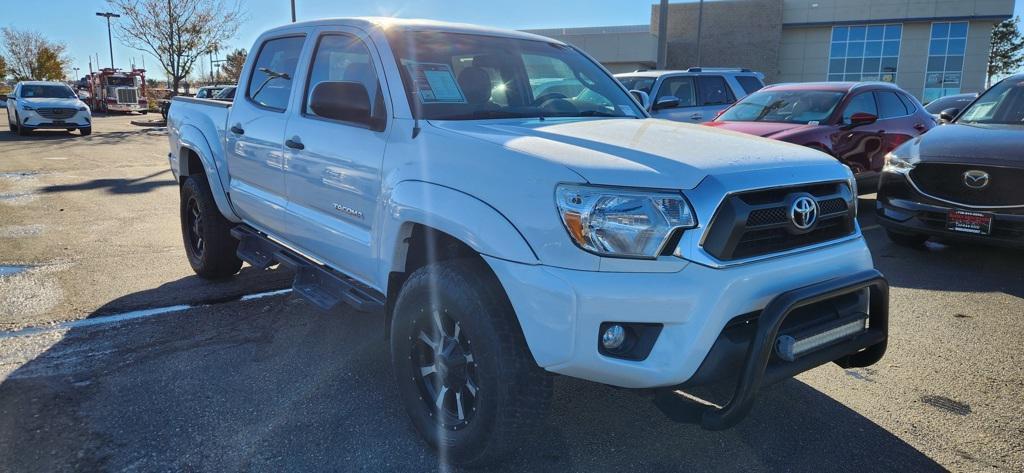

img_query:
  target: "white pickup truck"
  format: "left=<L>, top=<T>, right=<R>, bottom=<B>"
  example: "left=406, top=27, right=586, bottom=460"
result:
left=168, top=18, right=889, bottom=466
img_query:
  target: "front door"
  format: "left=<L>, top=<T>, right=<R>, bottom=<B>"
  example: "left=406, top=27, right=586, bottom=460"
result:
left=281, top=28, right=391, bottom=284
left=226, top=34, right=307, bottom=236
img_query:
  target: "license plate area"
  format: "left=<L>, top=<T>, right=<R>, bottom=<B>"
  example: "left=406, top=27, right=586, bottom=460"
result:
left=947, top=209, right=993, bottom=235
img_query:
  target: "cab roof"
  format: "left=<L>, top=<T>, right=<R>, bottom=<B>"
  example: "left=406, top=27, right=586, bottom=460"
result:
left=263, top=17, right=564, bottom=45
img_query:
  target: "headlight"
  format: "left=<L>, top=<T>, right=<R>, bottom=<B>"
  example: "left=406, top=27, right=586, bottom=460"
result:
left=78, top=106, right=88, bottom=111
left=556, top=184, right=696, bottom=258
left=22, top=104, right=34, bottom=111
left=883, top=140, right=919, bottom=174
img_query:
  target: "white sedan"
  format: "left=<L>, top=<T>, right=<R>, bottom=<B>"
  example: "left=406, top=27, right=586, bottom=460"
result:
left=6, top=81, right=92, bottom=136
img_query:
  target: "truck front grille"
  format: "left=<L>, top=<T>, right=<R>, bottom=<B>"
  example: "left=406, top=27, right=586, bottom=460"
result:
left=116, top=88, right=139, bottom=104
left=36, top=108, right=77, bottom=120
left=909, top=162, right=1024, bottom=207
left=702, top=182, right=857, bottom=261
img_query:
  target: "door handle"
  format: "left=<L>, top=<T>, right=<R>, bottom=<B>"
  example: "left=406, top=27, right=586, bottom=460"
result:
left=285, top=138, right=304, bottom=150
left=230, top=124, right=245, bottom=135
left=690, top=113, right=703, bottom=120
left=913, top=123, right=927, bottom=132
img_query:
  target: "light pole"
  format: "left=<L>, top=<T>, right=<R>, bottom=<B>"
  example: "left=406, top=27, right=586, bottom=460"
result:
left=695, top=0, right=705, bottom=66
left=96, top=12, right=121, bottom=69
left=290, top=0, right=296, bottom=22
left=73, top=67, right=80, bottom=83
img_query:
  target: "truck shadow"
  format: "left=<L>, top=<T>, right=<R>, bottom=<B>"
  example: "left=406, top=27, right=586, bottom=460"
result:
left=39, top=169, right=175, bottom=195
left=0, top=290, right=945, bottom=472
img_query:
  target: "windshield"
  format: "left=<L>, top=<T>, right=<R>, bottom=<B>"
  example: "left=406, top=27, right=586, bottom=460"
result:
left=718, top=89, right=844, bottom=124
left=106, top=76, right=134, bottom=87
left=388, top=31, right=643, bottom=120
left=957, top=78, right=1024, bottom=125
left=618, top=76, right=655, bottom=94
left=20, top=84, right=76, bottom=99
left=924, top=94, right=974, bottom=114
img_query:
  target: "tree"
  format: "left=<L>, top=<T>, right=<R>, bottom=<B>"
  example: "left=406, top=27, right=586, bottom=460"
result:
left=107, top=0, right=244, bottom=95
left=0, top=27, right=71, bottom=80
left=988, top=17, right=1024, bottom=86
left=221, top=48, right=246, bottom=82
left=33, top=47, right=66, bottom=80
left=0, top=56, right=7, bottom=81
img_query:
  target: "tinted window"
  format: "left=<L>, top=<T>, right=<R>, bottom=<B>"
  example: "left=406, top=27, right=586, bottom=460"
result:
left=247, top=36, right=305, bottom=111
left=897, top=93, right=920, bottom=113
left=959, top=77, right=1024, bottom=125
left=718, top=89, right=844, bottom=124
left=843, top=92, right=877, bottom=122
left=656, top=76, right=696, bottom=107
left=736, top=76, right=765, bottom=94
left=697, top=75, right=734, bottom=106
left=876, top=91, right=908, bottom=118
left=304, top=34, right=386, bottom=125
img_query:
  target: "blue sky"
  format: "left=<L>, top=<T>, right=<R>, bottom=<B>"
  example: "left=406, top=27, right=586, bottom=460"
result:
left=3, top=0, right=1023, bottom=80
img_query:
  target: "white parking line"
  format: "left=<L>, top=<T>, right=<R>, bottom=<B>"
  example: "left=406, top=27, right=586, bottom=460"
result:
left=0, top=288, right=293, bottom=341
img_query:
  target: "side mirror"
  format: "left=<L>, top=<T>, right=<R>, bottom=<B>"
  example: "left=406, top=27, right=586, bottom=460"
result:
left=938, top=108, right=960, bottom=123
left=629, top=89, right=650, bottom=110
left=309, top=81, right=382, bottom=130
left=848, top=112, right=877, bottom=127
left=653, top=95, right=681, bottom=110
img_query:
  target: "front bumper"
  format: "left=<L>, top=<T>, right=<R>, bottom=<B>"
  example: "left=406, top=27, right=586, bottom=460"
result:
left=106, top=103, right=146, bottom=112
left=484, top=236, right=881, bottom=389
left=20, top=110, right=91, bottom=129
left=876, top=171, right=1024, bottom=248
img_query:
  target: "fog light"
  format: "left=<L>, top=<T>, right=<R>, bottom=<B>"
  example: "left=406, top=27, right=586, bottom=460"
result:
left=601, top=324, right=626, bottom=350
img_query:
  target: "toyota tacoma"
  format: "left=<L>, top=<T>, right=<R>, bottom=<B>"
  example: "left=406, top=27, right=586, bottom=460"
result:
left=167, top=18, right=889, bottom=466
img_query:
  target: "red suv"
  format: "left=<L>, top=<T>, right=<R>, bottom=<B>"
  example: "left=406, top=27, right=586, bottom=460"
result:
left=705, top=82, right=934, bottom=192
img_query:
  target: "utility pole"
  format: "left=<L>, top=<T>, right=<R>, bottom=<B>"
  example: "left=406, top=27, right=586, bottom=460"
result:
left=656, top=0, right=668, bottom=70
left=695, top=0, right=705, bottom=66
left=291, top=0, right=296, bottom=22
left=96, top=12, right=121, bottom=69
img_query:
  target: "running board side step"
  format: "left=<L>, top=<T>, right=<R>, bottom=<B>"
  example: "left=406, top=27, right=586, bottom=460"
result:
left=231, top=226, right=385, bottom=313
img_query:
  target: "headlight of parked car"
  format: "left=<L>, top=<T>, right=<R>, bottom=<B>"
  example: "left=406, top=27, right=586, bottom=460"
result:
left=78, top=106, right=88, bottom=111
left=883, top=139, right=919, bottom=174
left=556, top=184, right=696, bottom=259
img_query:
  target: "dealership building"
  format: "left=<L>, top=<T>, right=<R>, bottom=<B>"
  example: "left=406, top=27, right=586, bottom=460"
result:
left=525, top=0, right=1016, bottom=101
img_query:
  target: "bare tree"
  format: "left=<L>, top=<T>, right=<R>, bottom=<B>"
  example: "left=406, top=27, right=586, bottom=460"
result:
left=0, top=27, right=72, bottom=81
left=106, top=0, right=244, bottom=95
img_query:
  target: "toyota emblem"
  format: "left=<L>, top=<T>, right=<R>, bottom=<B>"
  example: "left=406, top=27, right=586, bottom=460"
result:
left=963, top=170, right=990, bottom=190
left=789, top=196, right=819, bottom=231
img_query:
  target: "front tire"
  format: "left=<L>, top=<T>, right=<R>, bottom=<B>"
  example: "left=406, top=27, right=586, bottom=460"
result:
left=79, top=127, right=92, bottom=136
left=179, top=175, right=242, bottom=279
left=390, top=259, right=552, bottom=467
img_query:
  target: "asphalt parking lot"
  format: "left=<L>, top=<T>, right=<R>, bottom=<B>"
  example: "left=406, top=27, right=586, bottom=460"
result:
left=0, top=115, right=1022, bottom=472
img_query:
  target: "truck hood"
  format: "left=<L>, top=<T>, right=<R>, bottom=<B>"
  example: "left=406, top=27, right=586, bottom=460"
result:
left=431, top=118, right=837, bottom=189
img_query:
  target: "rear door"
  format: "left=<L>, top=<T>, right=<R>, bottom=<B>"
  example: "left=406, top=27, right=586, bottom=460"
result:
left=280, top=27, right=391, bottom=283
left=225, top=34, right=307, bottom=236
left=694, top=75, right=737, bottom=122
left=874, top=91, right=920, bottom=168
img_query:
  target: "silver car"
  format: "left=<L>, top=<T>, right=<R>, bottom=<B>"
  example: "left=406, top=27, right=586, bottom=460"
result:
left=616, top=68, right=765, bottom=123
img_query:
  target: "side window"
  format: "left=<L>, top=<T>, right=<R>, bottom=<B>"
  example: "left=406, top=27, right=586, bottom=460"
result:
left=247, top=36, right=306, bottom=111
left=842, top=92, right=878, bottom=122
left=697, top=75, right=735, bottom=106
left=897, top=93, right=918, bottom=113
left=304, top=34, right=386, bottom=124
left=656, top=76, right=697, bottom=107
left=876, top=91, right=908, bottom=118
left=736, top=76, right=765, bottom=95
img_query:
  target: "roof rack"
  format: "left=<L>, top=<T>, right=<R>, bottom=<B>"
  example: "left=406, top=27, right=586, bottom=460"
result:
left=686, top=67, right=752, bottom=73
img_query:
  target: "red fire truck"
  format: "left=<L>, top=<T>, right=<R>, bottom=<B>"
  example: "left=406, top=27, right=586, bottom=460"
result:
left=84, top=68, right=149, bottom=114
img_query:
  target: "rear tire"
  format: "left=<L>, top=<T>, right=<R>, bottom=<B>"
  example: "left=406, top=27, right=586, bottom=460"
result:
left=79, top=127, right=92, bottom=136
left=886, top=229, right=928, bottom=247
left=390, top=259, right=552, bottom=467
left=180, top=175, right=242, bottom=279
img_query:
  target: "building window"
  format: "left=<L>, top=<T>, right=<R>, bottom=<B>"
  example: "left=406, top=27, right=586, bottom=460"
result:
left=828, top=24, right=902, bottom=83
left=924, top=21, right=969, bottom=103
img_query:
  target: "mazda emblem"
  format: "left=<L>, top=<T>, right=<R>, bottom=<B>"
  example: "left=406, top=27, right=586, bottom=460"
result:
left=963, top=170, right=990, bottom=190
left=789, top=195, right=818, bottom=231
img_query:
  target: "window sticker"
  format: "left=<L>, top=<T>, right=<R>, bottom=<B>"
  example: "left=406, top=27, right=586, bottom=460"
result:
left=406, top=62, right=466, bottom=103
